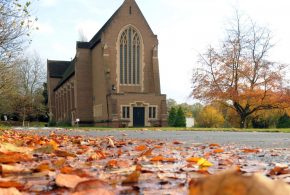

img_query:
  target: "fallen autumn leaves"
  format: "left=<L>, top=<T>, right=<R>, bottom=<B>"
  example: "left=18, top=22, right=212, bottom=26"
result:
left=0, top=130, right=289, bottom=194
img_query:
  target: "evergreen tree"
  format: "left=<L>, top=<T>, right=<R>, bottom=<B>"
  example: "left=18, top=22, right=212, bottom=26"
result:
left=277, top=114, right=290, bottom=128
left=168, top=107, right=177, bottom=127
left=175, top=107, right=186, bottom=127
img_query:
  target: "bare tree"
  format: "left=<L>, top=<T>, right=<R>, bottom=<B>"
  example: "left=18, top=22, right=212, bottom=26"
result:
left=192, top=12, right=290, bottom=128
left=13, top=53, right=46, bottom=126
left=0, top=0, right=35, bottom=64
left=0, top=0, right=37, bottom=111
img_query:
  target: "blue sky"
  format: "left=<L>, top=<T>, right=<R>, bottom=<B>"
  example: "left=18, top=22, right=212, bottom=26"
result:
left=29, top=0, right=290, bottom=104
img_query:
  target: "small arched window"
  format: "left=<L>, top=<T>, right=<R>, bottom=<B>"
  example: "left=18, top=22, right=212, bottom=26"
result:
left=119, top=26, right=141, bottom=85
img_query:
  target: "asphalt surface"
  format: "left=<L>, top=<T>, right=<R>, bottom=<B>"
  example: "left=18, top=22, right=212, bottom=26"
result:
left=13, top=128, right=290, bottom=163
left=13, top=128, right=290, bottom=149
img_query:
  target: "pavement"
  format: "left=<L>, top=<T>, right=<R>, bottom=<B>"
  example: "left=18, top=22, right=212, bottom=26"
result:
left=13, top=127, right=290, bottom=149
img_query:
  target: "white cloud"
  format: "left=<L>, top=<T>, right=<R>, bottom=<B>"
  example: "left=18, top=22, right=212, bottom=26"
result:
left=75, top=20, right=101, bottom=41
left=41, top=0, right=58, bottom=7
left=51, top=43, right=72, bottom=60
left=35, top=22, right=55, bottom=35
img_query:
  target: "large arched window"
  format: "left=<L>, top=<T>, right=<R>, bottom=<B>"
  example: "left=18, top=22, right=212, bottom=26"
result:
left=119, top=26, right=141, bottom=85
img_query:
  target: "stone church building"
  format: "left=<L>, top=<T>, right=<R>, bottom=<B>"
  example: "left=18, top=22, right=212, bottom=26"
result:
left=47, top=0, right=167, bottom=127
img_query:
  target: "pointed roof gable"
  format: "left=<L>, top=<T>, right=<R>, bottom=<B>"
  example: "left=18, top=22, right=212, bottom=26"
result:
left=52, top=0, right=156, bottom=91
left=77, top=0, right=155, bottom=49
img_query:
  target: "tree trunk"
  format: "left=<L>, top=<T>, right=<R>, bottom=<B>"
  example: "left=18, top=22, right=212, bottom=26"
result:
left=240, top=115, right=247, bottom=128
left=22, top=108, right=26, bottom=127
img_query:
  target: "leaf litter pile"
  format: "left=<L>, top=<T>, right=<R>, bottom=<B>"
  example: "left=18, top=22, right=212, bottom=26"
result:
left=0, top=130, right=289, bottom=195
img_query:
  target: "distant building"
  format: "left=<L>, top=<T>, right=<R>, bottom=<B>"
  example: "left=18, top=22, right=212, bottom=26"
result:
left=47, top=0, right=167, bottom=127
left=186, top=118, right=195, bottom=128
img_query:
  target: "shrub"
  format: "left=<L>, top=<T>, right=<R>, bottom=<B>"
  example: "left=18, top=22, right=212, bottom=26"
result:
left=196, top=106, right=224, bottom=128
left=277, top=114, right=290, bottom=128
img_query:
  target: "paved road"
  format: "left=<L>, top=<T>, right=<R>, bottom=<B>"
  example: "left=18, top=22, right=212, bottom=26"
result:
left=13, top=128, right=290, bottom=163
left=14, top=128, right=290, bottom=149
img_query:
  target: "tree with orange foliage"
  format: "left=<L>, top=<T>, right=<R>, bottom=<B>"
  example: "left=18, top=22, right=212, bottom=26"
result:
left=191, top=12, right=290, bottom=128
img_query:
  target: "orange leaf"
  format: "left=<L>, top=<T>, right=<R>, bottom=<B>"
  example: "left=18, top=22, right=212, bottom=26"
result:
left=213, top=148, right=224, bottom=153
left=117, top=148, right=122, bottom=156
left=187, top=157, right=200, bottom=163
left=87, top=151, right=106, bottom=161
left=49, top=140, right=59, bottom=150
left=106, top=160, right=118, bottom=168
left=209, top=143, right=220, bottom=147
left=150, top=155, right=176, bottom=162
left=122, top=170, right=140, bottom=185
left=154, top=145, right=162, bottom=149
left=35, top=163, right=53, bottom=172
left=60, top=166, right=74, bottom=174
left=0, top=181, right=24, bottom=189
left=140, top=147, right=154, bottom=157
left=0, top=152, right=32, bottom=164
left=134, top=145, right=148, bottom=151
left=241, top=149, right=260, bottom=153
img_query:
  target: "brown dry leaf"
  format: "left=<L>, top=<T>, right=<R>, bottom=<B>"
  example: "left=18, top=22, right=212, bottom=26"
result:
left=106, top=159, right=118, bottom=168
left=74, top=179, right=111, bottom=192
left=269, top=166, right=290, bottom=176
left=33, top=144, right=54, bottom=154
left=72, top=188, right=114, bottom=195
left=0, top=187, right=22, bottom=195
left=241, top=148, right=260, bottom=153
left=0, top=152, right=32, bottom=164
left=107, top=137, right=115, bottom=148
left=34, top=163, right=53, bottom=172
left=209, top=143, right=220, bottom=147
left=122, top=165, right=142, bottom=185
left=139, top=147, right=154, bottom=157
left=0, top=181, right=24, bottom=190
left=54, top=150, right=76, bottom=157
left=0, top=164, right=31, bottom=175
left=134, top=145, right=148, bottom=151
left=55, top=174, right=89, bottom=189
left=87, top=150, right=106, bottom=161
left=53, top=158, right=66, bottom=168
left=189, top=169, right=290, bottom=195
left=60, top=166, right=75, bottom=174
left=60, top=167, right=90, bottom=177
left=0, top=143, right=32, bottom=154
left=173, top=141, right=183, bottom=145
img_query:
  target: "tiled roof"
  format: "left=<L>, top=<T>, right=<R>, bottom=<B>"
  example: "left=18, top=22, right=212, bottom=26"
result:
left=76, top=5, right=121, bottom=49
left=53, top=59, right=75, bottom=91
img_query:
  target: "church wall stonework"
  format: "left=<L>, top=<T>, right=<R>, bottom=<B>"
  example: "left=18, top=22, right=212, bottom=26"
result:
left=47, top=0, right=167, bottom=127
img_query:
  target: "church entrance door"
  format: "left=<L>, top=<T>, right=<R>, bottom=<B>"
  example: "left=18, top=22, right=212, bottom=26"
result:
left=133, top=107, right=145, bottom=127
